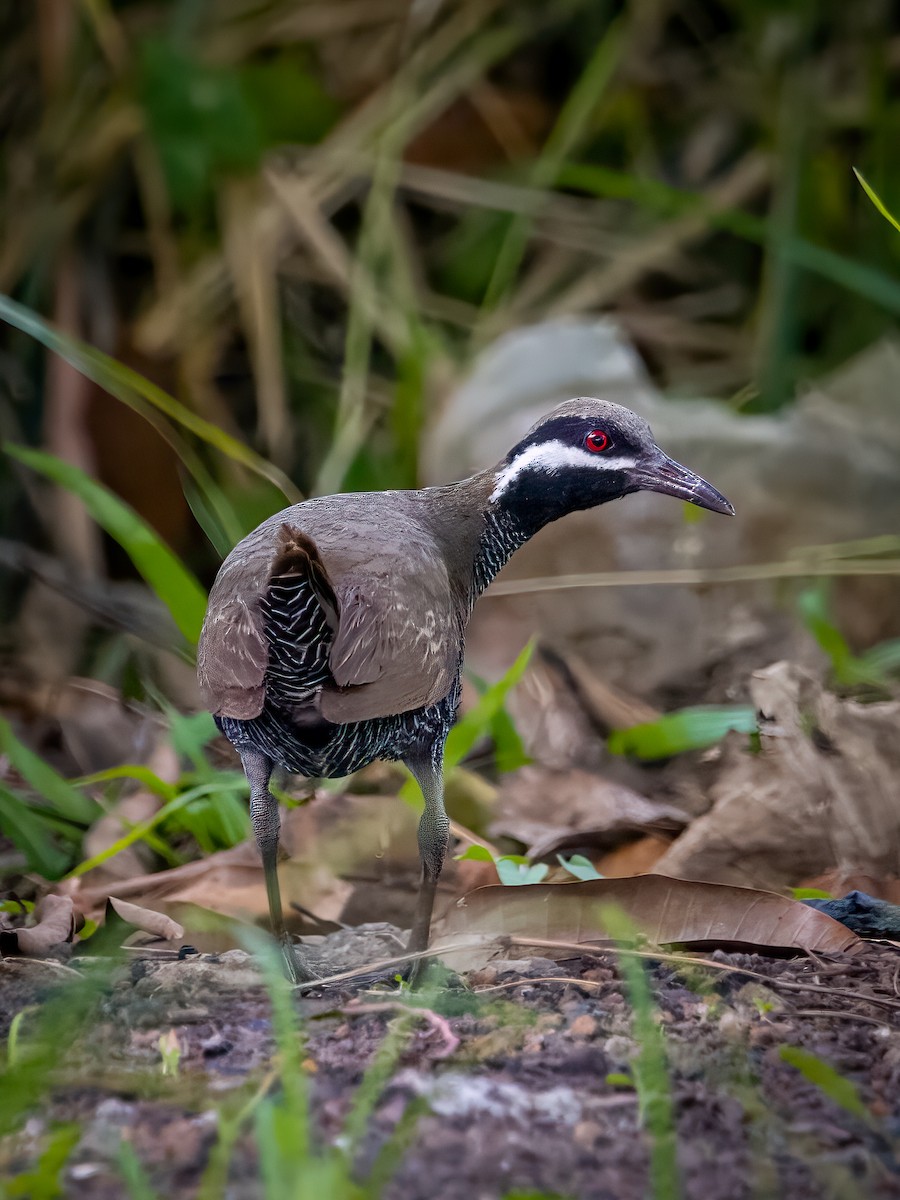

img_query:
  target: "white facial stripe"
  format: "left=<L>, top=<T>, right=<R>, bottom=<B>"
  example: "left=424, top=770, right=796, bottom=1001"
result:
left=490, top=440, right=636, bottom=501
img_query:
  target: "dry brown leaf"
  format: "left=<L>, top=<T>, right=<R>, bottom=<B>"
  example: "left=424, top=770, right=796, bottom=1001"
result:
left=491, top=765, right=686, bottom=859
left=0, top=894, right=78, bottom=956
left=106, top=897, right=184, bottom=941
left=594, top=835, right=672, bottom=877
left=655, top=662, right=900, bottom=890
left=432, top=874, right=862, bottom=971
left=505, top=649, right=610, bottom=770
left=543, top=646, right=662, bottom=733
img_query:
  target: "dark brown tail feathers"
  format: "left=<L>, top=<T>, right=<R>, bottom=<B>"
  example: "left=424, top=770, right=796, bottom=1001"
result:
left=270, top=524, right=339, bottom=632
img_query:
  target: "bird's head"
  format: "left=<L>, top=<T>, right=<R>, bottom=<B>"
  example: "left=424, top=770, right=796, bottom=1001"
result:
left=489, top=397, right=734, bottom=526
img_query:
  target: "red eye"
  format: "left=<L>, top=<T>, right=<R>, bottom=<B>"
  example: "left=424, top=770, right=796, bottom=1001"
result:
left=584, top=429, right=609, bottom=453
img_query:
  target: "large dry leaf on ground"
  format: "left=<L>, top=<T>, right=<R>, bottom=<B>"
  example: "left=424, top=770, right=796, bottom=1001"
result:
left=0, top=894, right=78, bottom=956
left=432, top=874, right=862, bottom=971
left=490, top=765, right=686, bottom=860
left=655, top=662, right=900, bottom=890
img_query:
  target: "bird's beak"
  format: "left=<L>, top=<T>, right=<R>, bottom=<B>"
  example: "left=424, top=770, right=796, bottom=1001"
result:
left=629, top=450, right=735, bottom=516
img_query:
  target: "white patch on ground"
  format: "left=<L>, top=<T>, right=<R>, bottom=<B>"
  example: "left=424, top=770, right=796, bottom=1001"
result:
left=393, top=1070, right=586, bottom=1126
left=490, top=440, right=635, bottom=501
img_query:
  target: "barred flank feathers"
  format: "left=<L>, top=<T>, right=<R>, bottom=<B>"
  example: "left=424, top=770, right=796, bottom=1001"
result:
left=261, top=525, right=338, bottom=705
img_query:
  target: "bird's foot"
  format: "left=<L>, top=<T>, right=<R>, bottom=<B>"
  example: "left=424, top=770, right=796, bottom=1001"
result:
left=289, top=949, right=458, bottom=994
left=279, top=933, right=323, bottom=985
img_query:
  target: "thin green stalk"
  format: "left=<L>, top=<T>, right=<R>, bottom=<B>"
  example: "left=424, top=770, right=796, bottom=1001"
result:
left=313, top=1, right=588, bottom=495
left=313, top=89, right=410, bottom=497
left=67, top=781, right=237, bottom=876
left=0, top=293, right=302, bottom=505
left=480, top=19, right=624, bottom=314
left=600, top=905, right=680, bottom=1200
left=755, top=70, right=808, bottom=411
left=557, top=164, right=900, bottom=315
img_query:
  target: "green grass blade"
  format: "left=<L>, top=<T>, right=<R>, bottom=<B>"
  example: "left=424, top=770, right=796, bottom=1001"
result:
left=3, top=1123, right=81, bottom=1200
left=116, top=1139, right=160, bottom=1200
left=860, top=637, right=900, bottom=677
left=399, top=641, right=534, bottom=803
left=489, top=706, right=530, bottom=773
left=74, top=765, right=178, bottom=802
left=67, top=782, right=227, bottom=876
left=0, top=719, right=99, bottom=824
left=559, top=163, right=900, bottom=315
left=0, top=784, right=73, bottom=878
left=796, top=584, right=886, bottom=687
left=778, top=1045, right=868, bottom=1119
left=342, top=1017, right=411, bottom=1155
left=481, top=19, right=623, bottom=312
left=181, top=471, right=238, bottom=557
left=0, top=292, right=301, bottom=504
left=600, top=905, right=680, bottom=1200
left=5, top=444, right=207, bottom=645
left=444, top=640, right=534, bottom=771
left=608, top=706, right=756, bottom=761
left=853, top=168, right=900, bottom=235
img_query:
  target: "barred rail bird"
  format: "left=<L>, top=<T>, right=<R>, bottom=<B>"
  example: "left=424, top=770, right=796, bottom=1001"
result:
left=198, top=398, right=734, bottom=982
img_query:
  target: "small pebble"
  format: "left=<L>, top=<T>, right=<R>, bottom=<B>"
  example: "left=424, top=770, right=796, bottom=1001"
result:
left=201, top=1033, right=234, bottom=1058
left=569, top=1014, right=598, bottom=1040
left=573, top=1120, right=604, bottom=1148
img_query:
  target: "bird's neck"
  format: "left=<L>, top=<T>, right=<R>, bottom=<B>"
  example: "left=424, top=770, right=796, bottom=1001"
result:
left=471, top=506, right=531, bottom=597
left=471, top=465, right=603, bottom=597
left=419, top=465, right=613, bottom=608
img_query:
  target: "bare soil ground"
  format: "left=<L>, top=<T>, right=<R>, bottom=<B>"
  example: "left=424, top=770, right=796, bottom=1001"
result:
left=2, top=931, right=900, bottom=1200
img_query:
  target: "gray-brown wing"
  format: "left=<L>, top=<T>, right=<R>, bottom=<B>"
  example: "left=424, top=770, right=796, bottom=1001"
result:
left=197, top=580, right=268, bottom=720
left=198, top=511, right=460, bottom=725
left=320, top=560, right=460, bottom=724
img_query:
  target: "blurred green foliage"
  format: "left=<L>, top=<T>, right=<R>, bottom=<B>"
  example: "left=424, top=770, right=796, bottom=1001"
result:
left=1, top=0, right=899, bottom=634
left=599, top=905, right=679, bottom=1200
left=798, top=583, right=900, bottom=690
left=608, top=705, right=758, bottom=761
left=6, top=442, right=207, bottom=645
left=778, top=1045, right=869, bottom=1121
left=2, top=0, right=900, bottom=513
left=139, top=39, right=341, bottom=217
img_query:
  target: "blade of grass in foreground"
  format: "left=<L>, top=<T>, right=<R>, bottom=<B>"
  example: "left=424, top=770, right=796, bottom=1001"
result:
left=854, top=168, right=900, bottom=236
left=0, top=784, right=73, bottom=877
left=0, top=718, right=100, bottom=824
left=6, top=443, right=207, bottom=645
left=600, top=904, right=680, bottom=1200
left=0, top=292, right=301, bottom=504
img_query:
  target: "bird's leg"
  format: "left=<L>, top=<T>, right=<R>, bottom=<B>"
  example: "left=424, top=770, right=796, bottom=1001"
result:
left=404, top=744, right=450, bottom=981
left=239, top=748, right=318, bottom=984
